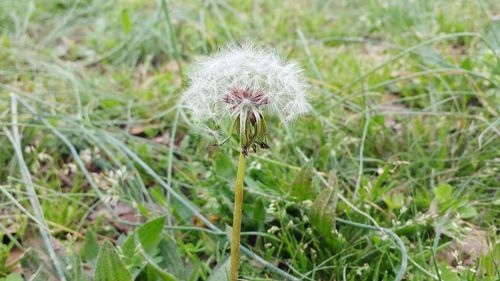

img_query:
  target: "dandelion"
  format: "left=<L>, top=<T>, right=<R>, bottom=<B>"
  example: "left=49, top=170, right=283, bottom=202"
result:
left=182, top=44, right=311, bottom=155
left=182, top=44, right=310, bottom=281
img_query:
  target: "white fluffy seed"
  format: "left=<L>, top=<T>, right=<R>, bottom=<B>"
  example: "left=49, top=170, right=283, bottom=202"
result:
left=182, top=44, right=311, bottom=125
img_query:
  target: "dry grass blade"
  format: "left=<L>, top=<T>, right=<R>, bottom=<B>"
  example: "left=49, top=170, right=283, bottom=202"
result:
left=4, top=94, right=67, bottom=281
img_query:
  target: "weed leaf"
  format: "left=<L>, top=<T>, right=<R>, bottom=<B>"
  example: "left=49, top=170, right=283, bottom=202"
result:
left=121, top=216, right=166, bottom=259
left=81, top=229, right=99, bottom=262
left=310, top=187, right=340, bottom=251
left=95, top=241, right=132, bottom=281
left=156, top=237, right=186, bottom=279
left=289, top=161, right=315, bottom=200
left=207, top=256, right=230, bottom=281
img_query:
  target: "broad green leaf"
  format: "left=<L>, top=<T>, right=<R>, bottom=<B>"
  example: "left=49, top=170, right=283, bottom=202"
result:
left=70, top=255, right=91, bottom=281
left=120, top=9, right=132, bottom=34
left=438, top=265, right=460, bottom=281
left=214, top=151, right=235, bottom=179
left=289, top=161, right=315, bottom=200
left=81, top=229, right=99, bottom=261
left=142, top=264, right=177, bottom=281
left=131, top=236, right=179, bottom=281
left=480, top=241, right=500, bottom=276
left=485, top=20, right=500, bottom=51
left=459, top=206, right=478, bottom=219
left=121, top=216, right=166, bottom=258
left=151, top=186, right=168, bottom=207
left=382, top=192, right=404, bottom=210
left=310, top=187, right=342, bottom=251
left=460, top=57, right=473, bottom=70
left=3, top=273, right=23, bottom=281
left=200, top=231, right=217, bottom=254
left=416, top=47, right=450, bottom=68
left=95, top=241, right=132, bottom=281
left=156, top=237, right=185, bottom=279
left=433, top=183, right=453, bottom=204
left=136, top=203, right=151, bottom=217
left=120, top=216, right=166, bottom=275
left=20, top=249, right=50, bottom=281
left=371, top=163, right=392, bottom=198
left=252, top=198, right=265, bottom=230
left=207, top=257, right=230, bottom=281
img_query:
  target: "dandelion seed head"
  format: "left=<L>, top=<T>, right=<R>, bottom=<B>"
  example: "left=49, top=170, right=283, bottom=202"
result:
left=182, top=44, right=311, bottom=125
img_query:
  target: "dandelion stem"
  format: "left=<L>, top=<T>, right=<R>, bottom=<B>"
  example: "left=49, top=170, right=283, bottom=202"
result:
left=230, top=152, right=247, bottom=281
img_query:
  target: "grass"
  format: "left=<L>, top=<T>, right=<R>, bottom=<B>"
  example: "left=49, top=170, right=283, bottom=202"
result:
left=0, top=0, right=499, bottom=280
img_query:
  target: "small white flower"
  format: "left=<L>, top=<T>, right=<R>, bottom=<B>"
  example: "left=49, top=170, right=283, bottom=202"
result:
left=267, top=226, right=280, bottom=234
left=311, top=248, right=317, bottom=258
left=80, top=149, right=92, bottom=164
left=37, top=152, right=52, bottom=162
left=400, top=205, right=408, bottom=214
left=376, top=167, right=384, bottom=175
left=302, top=199, right=313, bottom=208
left=115, top=166, right=127, bottom=179
left=63, top=163, right=78, bottom=175
left=301, top=215, right=309, bottom=222
left=25, top=145, right=35, bottom=154
left=356, top=263, right=370, bottom=276
left=380, top=233, right=389, bottom=241
left=266, top=200, right=278, bottom=215
left=205, top=197, right=220, bottom=210
left=306, top=227, right=313, bottom=235
left=182, top=44, right=311, bottom=125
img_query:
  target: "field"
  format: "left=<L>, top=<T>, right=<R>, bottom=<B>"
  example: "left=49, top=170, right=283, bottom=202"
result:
left=0, top=0, right=499, bottom=280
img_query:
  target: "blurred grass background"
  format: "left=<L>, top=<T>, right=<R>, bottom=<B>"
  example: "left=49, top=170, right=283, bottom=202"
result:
left=0, top=0, right=499, bottom=280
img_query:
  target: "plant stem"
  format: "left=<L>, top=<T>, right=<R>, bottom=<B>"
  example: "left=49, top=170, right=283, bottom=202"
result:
left=230, top=152, right=247, bottom=281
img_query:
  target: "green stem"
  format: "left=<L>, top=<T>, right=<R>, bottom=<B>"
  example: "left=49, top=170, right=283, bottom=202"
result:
left=230, top=152, right=247, bottom=281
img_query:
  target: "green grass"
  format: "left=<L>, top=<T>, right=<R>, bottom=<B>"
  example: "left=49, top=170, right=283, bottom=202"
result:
left=0, top=0, right=499, bottom=280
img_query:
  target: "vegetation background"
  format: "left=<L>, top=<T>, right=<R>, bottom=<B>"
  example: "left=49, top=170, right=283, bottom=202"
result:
left=0, top=0, right=499, bottom=280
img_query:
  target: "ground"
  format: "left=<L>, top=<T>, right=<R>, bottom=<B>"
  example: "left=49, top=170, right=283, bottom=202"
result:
left=0, top=0, right=499, bottom=280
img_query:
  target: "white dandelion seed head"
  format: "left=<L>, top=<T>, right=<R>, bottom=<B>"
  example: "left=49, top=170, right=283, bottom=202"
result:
left=181, top=44, right=311, bottom=125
